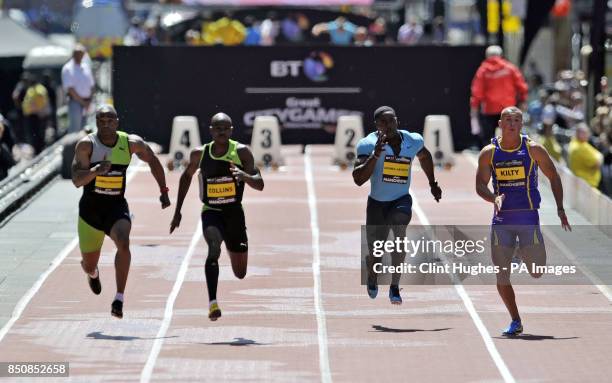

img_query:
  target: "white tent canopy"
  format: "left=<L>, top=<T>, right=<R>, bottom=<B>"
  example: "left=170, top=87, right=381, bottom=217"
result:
left=0, top=16, right=50, bottom=58
left=22, top=45, right=72, bottom=69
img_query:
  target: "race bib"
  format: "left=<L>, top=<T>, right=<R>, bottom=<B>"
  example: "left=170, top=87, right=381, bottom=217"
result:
left=494, top=160, right=526, bottom=187
left=382, top=155, right=411, bottom=184
left=207, top=176, right=237, bottom=205
left=94, top=175, right=123, bottom=196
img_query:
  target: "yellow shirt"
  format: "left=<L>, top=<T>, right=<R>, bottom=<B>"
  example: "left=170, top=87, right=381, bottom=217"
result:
left=22, top=84, right=49, bottom=116
left=540, top=135, right=562, bottom=162
left=568, top=138, right=603, bottom=187
left=202, top=17, right=246, bottom=46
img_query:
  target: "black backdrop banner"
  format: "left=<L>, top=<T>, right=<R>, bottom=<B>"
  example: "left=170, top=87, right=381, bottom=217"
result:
left=113, top=45, right=484, bottom=151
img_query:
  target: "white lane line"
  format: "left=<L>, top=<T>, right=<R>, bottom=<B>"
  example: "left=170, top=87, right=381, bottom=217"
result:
left=0, top=159, right=143, bottom=344
left=464, top=151, right=612, bottom=302
left=140, top=221, right=202, bottom=383
left=304, top=146, right=332, bottom=383
left=411, top=195, right=516, bottom=383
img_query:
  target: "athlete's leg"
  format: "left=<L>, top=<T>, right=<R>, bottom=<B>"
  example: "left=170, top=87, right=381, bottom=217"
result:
left=224, top=207, right=249, bottom=279
left=492, top=244, right=520, bottom=321
left=109, top=218, right=132, bottom=295
left=203, top=224, right=223, bottom=302
left=228, top=251, right=248, bottom=279
left=518, top=225, right=546, bottom=278
left=389, top=209, right=412, bottom=286
left=365, top=198, right=390, bottom=279
left=78, top=216, right=104, bottom=294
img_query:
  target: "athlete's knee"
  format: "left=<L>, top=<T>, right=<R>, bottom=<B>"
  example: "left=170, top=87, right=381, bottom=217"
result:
left=233, top=268, right=246, bottom=279
left=389, top=211, right=411, bottom=226
left=204, top=227, right=223, bottom=249
left=205, top=256, right=219, bottom=269
left=529, top=271, right=543, bottom=279
left=496, top=272, right=511, bottom=285
left=114, top=237, right=130, bottom=253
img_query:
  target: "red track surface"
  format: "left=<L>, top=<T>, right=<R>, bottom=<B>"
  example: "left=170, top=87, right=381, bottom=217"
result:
left=0, top=146, right=611, bottom=382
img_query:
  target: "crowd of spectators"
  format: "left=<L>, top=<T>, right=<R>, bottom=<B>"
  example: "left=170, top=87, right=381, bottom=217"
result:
left=525, top=71, right=612, bottom=197
left=123, top=12, right=443, bottom=47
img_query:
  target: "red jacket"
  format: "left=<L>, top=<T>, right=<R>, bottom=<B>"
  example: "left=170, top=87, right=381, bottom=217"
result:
left=470, top=56, right=528, bottom=115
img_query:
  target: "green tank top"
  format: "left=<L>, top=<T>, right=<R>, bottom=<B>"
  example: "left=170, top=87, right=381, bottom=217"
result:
left=83, top=131, right=131, bottom=199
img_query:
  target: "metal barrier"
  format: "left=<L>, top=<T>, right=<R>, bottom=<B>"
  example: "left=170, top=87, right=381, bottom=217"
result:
left=0, top=134, right=77, bottom=226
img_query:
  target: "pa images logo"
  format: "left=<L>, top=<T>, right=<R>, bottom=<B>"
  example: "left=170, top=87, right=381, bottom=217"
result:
left=303, top=51, right=334, bottom=82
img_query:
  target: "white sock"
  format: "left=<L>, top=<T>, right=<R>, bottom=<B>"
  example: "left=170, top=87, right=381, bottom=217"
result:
left=88, top=268, right=98, bottom=279
left=115, top=293, right=124, bottom=302
left=209, top=299, right=217, bottom=307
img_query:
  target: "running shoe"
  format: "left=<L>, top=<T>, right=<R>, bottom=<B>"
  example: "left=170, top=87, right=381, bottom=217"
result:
left=111, top=299, right=123, bottom=319
left=502, top=319, right=523, bottom=336
left=208, top=302, right=222, bottom=321
left=367, top=275, right=378, bottom=299
left=389, top=285, right=402, bottom=305
left=83, top=264, right=101, bottom=295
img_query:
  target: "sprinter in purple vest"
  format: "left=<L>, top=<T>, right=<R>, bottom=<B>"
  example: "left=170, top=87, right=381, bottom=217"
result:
left=475, top=106, right=571, bottom=336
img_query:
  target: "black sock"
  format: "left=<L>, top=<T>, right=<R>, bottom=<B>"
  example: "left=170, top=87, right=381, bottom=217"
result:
left=205, top=258, right=219, bottom=302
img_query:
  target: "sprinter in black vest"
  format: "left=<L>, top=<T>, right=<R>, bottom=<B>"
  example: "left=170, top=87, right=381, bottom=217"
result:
left=170, top=112, right=264, bottom=321
left=72, top=104, right=171, bottom=319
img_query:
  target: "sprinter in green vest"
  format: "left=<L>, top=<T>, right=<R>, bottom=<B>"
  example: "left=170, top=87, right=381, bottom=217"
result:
left=72, top=104, right=171, bottom=319
left=170, top=112, right=264, bottom=321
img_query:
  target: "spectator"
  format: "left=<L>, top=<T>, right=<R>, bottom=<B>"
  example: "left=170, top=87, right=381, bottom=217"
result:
left=204, top=16, right=246, bottom=46
left=312, top=16, right=357, bottom=46
left=527, top=89, right=548, bottom=128
left=470, top=45, right=528, bottom=147
left=124, top=16, right=147, bottom=46
left=539, top=122, right=563, bottom=162
left=397, top=18, right=423, bottom=45
left=11, top=72, right=31, bottom=144
left=260, top=12, right=280, bottom=46
left=368, top=17, right=387, bottom=44
left=281, top=13, right=303, bottom=43
left=556, top=91, right=585, bottom=129
left=185, top=29, right=201, bottom=45
left=353, top=26, right=373, bottom=47
left=21, top=75, right=50, bottom=154
left=0, top=113, right=16, bottom=181
left=40, top=70, right=57, bottom=143
left=61, top=44, right=95, bottom=134
left=432, top=16, right=446, bottom=43
left=568, top=123, right=603, bottom=188
left=243, top=16, right=261, bottom=46
left=143, top=21, right=160, bottom=46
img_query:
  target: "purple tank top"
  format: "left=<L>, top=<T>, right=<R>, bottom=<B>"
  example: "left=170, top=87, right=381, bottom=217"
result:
left=491, top=135, right=541, bottom=211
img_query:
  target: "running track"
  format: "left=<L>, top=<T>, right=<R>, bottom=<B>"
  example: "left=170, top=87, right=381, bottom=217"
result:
left=0, top=146, right=611, bottom=382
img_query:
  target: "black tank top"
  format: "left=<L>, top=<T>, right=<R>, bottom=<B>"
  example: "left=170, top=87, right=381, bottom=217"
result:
left=198, top=140, right=245, bottom=208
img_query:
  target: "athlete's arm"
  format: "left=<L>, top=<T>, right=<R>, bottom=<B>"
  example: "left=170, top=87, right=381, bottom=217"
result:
left=129, top=135, right=170, bottom=209
left=529, top=142, right=571, bottom=231
left=234, top=146, right=264, bottom=191
left=71, top=138, right=108, bottom=188
left=416, top=147, right=441, bottom=202
left=352, top=133, right=386, bottom=186
left=475, top=145, right=498, bottom=205
left=170, top=148, right=201, bottom=234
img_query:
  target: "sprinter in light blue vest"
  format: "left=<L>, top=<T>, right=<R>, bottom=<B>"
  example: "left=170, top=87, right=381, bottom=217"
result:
left=476, top=106, right=571, bottom=336
left=353, top=106, right=442, bottom=304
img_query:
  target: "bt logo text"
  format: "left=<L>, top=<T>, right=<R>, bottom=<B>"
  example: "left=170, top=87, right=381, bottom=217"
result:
left=270, top=61, right=302, bottom=77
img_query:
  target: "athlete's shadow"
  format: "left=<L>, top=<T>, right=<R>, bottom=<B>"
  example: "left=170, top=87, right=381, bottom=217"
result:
left=205, top=337, right=266, bottom=346
left=371, top=325, right=452, bottom=333
left=86, top=331, right=178, bottom=341
left=494, top=334, right=579, bottom=341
